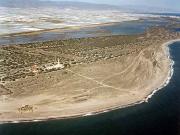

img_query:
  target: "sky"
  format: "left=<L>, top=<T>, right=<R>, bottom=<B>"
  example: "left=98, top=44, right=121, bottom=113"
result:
left=44, top=0, right=180, bottom=11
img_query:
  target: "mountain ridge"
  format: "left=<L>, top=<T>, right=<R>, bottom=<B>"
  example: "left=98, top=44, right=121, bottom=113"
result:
left=0, top=0, right=120, bottom=10
left=0, top=0, right=179, bottom=13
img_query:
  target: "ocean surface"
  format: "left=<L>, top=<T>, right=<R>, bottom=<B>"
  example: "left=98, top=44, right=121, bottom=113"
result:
left=175, top=28, right=180, bottom=32
left=0, top=41, right=180, bottom=135
left=0, top=18, right=171, bottom=45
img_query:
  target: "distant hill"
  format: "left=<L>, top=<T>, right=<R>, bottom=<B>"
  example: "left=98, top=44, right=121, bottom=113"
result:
left=120, top=4, right=180, bottom=13
left=47, top=1, right=121, bottom=10
left=0, top=0, right=178, bottom=13
left=0, top=0, right=120, bottom=10
left=0, top=0, right=41, bottom=8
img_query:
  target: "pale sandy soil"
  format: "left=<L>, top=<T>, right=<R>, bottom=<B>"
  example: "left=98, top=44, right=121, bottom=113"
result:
left=0, top=40, right=176, bottom=123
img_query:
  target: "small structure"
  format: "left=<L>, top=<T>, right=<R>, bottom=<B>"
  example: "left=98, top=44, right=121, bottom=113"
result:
left=31, top=64, right=39, bottom=74
left=45, top=59, right=64, bottom=70
left=18, top=105, right=34, bottom=114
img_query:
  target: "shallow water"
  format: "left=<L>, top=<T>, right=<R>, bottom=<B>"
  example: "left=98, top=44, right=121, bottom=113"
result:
left=0, top=18, right=170, bottom=45
left=96, top=19, right=169, bottom=35
left=175, top=28, right=180, bottom=32
left=0, top=42, right=180, bottom=135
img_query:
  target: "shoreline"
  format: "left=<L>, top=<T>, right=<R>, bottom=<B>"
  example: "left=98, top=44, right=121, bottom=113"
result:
left=0, top=21, right=125, bottom=38
left=144, top=39, right=180, bottom=102
left=1, top=39, right=180, bottom=125
left=0, top=21, right=129, bottom=46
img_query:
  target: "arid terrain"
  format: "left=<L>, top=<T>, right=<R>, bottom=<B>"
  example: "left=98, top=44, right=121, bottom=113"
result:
left=0, top=27, right=180, bottom=123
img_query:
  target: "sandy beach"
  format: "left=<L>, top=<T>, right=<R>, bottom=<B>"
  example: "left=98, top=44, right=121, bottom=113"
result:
left=0, top=27, right=180, bottom=123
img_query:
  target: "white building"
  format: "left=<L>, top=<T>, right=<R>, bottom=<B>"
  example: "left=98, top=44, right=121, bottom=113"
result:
left=45, top=59, right=64, bottom=70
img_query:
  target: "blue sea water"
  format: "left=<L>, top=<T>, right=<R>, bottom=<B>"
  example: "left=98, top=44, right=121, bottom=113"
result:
left=0, top=41, right=180, bottom=135
left=175, top=28, right=180, bottom=32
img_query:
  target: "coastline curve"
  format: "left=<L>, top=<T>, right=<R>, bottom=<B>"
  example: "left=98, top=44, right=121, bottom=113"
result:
left=1, top=39, right=180, bottom=124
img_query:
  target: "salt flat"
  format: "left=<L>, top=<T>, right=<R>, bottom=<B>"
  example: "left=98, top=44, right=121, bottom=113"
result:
left=0, top=7, right=178, bottom=35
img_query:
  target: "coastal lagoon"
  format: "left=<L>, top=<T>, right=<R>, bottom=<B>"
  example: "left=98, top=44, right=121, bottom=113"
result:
left=175, top=28, right=180, bottom=32
left=0, top=18, right=173, bottom=45
left=0, top=41, right=180, bottom=135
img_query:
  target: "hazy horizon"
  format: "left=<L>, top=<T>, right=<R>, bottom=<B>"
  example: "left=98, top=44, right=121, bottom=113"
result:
left=0, top=0, right=179, bottom=13
left=41, top=0, right=180, bottom=12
